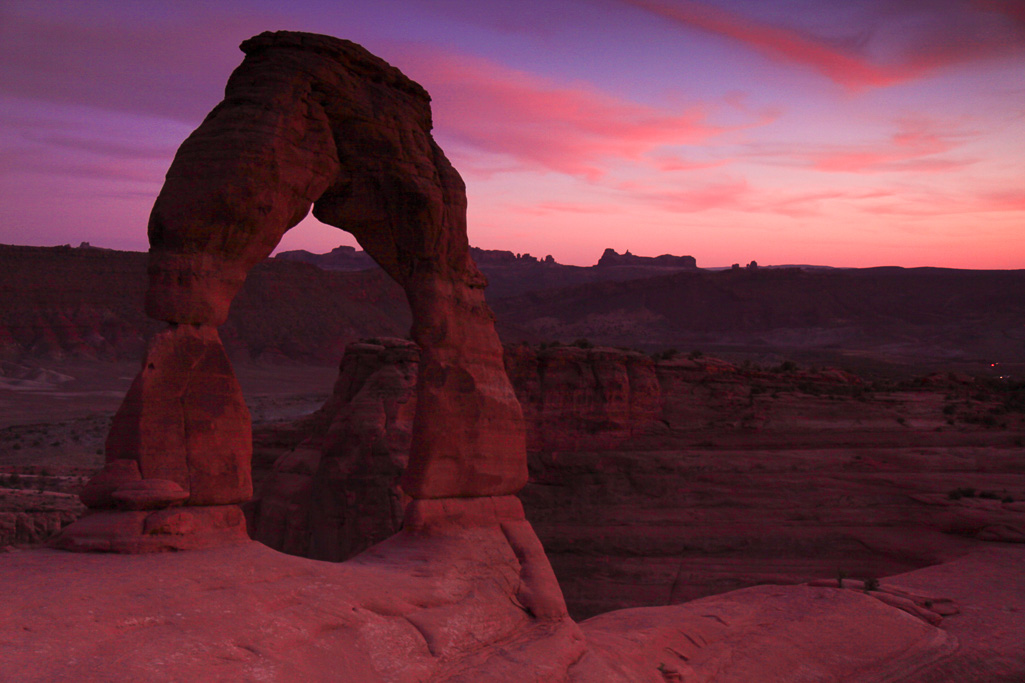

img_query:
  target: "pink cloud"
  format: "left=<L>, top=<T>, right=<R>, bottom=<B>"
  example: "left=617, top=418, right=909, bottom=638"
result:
left=513, top=201, right=626, bottom=216
left=735, top=117, right=979, bottom=175
left=811, top=119, right=971, bottom=173
left=406, top=49, right=739, bottom=179
left=811, top=117, right=977, bottom=173
left=983, top=190, right=1025, bottom=211
left=860, top=187, right=1025, bottom=217
left=651, top=155, right=730, bottom=172
left=618, top=178, right=752, bottom=213
left=619, top=0, right=1025, bottom=89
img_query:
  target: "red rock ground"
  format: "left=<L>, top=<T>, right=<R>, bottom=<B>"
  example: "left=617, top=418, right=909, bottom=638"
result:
left=2, top=536, right=1021, bottom=680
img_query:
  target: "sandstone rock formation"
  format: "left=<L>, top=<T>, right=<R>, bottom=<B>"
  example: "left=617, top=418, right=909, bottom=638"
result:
left=60, top=29, right=527, bottom=552
left=7, top=30, right=1025, bottom=681
left=505, top=344, right=663, bottom=452
left=252, top=338, right=417, bottom=560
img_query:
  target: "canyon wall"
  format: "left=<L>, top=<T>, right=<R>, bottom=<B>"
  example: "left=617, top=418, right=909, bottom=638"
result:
left=251, top=341, right=1025, bottom=618
left=0, top=244, right=408, bottom=364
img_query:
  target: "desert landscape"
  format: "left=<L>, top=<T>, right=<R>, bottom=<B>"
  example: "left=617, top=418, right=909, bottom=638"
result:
left=3, top=238, right=1024, bottom=678
left=2, top=3, right=1024, bottom=681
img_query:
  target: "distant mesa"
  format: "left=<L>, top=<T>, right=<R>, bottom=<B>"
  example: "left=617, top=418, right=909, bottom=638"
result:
left=275, top=245, right=377, bottom=271
left=597, top=247, right=696, bottom=269
left=274, top=245, right=701, bottom=272
left=276, top=245, right=559, bottom=270
left=468, top=247, right=557, bottom=266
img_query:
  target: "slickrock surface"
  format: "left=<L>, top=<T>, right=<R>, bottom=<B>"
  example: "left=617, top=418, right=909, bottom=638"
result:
left=3, top=540, right=1021, bottom=680
left=881, top=546, right=1025, bottom=681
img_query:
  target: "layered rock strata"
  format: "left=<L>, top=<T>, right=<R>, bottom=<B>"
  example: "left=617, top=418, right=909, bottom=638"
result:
left=252, top=342, right=1025, bottom=618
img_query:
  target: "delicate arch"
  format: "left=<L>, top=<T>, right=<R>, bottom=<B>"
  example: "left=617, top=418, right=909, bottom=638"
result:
left=64, top=31, right=527, bottom=551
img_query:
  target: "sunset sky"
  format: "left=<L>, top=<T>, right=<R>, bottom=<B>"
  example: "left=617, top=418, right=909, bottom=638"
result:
left=2, top=0, right=1023, bottom=268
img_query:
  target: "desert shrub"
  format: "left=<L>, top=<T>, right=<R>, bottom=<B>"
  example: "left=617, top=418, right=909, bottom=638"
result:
left=947, top=487, right=977, bottom=500
left=896, top=417, right=906, bottom=425
left=942, top=404, right=957, bottom=415
left=571, top=338, right=593, bottom=349
left=652, top=348, right=678, bottom=361
left=796, top=381, right=820, bottom=396
left=978, top=490, right=1001, bottom=500
left=777, top=360, right=798, bottom=373
left=1003, top=387, right=1025, bottom=413
left=863, top=577, right=880, bottom=591
left=837, top=568, right=847, bottom=588
left=688, top=349, right=704, bottom=360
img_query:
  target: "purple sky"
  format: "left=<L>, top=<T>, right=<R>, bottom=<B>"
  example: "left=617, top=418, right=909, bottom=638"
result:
left=1, top=0, right=1023, bottom=267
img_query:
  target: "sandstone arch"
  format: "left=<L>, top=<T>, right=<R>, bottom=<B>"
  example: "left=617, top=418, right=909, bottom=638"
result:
left=61, top=31, right=527, bottom=551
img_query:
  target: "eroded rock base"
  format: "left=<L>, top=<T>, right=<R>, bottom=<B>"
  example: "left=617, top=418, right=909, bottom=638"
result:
left=55, top=504, right=248, bottom=553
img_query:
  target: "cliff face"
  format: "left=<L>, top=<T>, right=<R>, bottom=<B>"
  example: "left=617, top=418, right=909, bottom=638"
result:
left=492, top=266, right=1025, bottom=369
left=251, top=341, right=1025, bottom=618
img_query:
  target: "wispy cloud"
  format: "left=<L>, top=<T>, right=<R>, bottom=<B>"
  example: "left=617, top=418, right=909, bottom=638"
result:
left=810, top=117, right=978, bottom=173
left=513, top=201, right=627, bottom=216
left=617, top=177, right=752, bottom=213
left=736, top=116, right=980, bottom=174
left=862, top=187, right=1025, bottom=216
left=618, top=0, right=1025, bottom=89
left=619, top=0, right=907, bottom=88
